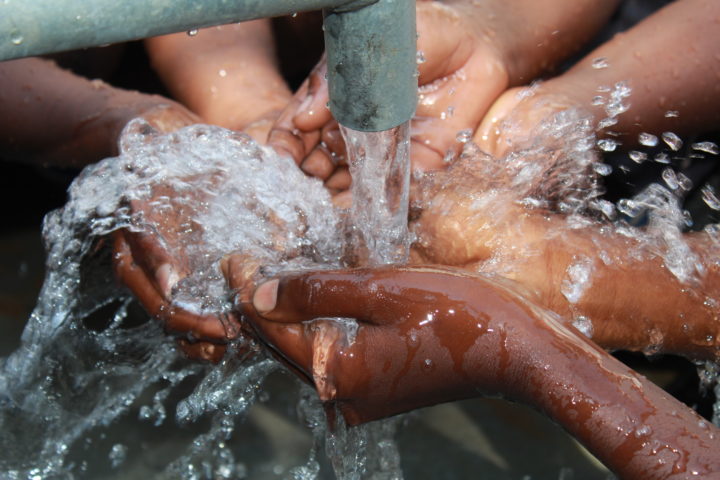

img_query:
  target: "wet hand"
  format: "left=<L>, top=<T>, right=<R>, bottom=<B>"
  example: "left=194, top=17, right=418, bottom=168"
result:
left=267, top=0, right=511, bottom=187
left=112, top=181, right=242, bottom=362
left=239, top=266, right=545, bottom=425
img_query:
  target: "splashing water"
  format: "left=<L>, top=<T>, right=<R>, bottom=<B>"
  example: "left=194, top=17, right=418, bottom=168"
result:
left=0, top=120, right=406, bottom=479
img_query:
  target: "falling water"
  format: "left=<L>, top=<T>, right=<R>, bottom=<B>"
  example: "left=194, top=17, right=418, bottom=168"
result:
left=341, top=122, right=411, bottom=266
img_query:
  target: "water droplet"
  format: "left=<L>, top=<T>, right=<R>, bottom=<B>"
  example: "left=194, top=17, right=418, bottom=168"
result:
left=440, top=106, right=455, bottom=120
left=416, top=50, right=426, bottom=64
left=109, top=443, right=127, bottom=468
left=591, top=57, right=609, bottom=69
left=683, top=209, right=694, bottom=228
left=591, top=95, right=605, bottom=106
left=594, top=199, right=616, bottom=220
left=10, top=30, right=23, bottom=45
left=662, top=168, right=679, bottom=190
left=629, top=150, right=647, bottom=163
left=572, top=316, right=594, bottom=337
left=665, top=110, right=679, bottom=118
left=662, top=131, right=683, bottom=151
left=676, top=172, right=692, bottom=191
left=597, top=85, right=611, bottom=93
left=701, top=185, right=720, bottom=210
left=597, top=117, right=618, bottom=129
left=692, top=141, right=719, bottom=155
left=638, top=132, right=658, bottom=147
left=617, top=198, right=642, bottom=217
left=456, top=129, right=473, bottom=143
left=187, top=29, right=198, bottom=37
left=597, top=138, right=618, bottom=152
left=593, top=163, right=612, bottom=176
left=654, top=152, right=670, bottom=164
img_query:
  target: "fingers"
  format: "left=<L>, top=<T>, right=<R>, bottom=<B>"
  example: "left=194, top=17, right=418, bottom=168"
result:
left=267, top=81, right=320, bottom=163
left=120, top=226, right=178, bottom=298
left=249, top=266, right=461, bottom=325
left=268, top=58, right=331, bottom=166
left=113, top=229, right=241, bottom=342
left=292, top=58, right=331, bottom=131
left=113, top=231, right=167, bottom=318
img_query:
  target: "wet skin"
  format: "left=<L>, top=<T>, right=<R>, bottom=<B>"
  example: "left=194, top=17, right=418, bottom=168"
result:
left=244, top=266, right=720, bottom=479
left=112, top=165, right=720, bottom=478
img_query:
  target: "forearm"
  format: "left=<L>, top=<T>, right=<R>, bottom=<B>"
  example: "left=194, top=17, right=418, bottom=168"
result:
left=0, top=58, right=181, bottom=168
left=145, top=21, right=291, bottom=130
left=533, top=221, right=720, bottom=360
left=540, top=0, right=720, bottom=142
left=519, top=321, right=720, bottom=479
left=445, top=0, right=621, bottom=84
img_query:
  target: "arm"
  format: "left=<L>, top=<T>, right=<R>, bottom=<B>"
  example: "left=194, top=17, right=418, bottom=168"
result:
left=145, top=21, right=292, bottom=141
left=0, top=57, right=197, bottom=168
left=478, top=0, right=720, bottom=152
left=413, top=191, right=720, bottom=361
left=241, top=266, right=720, bottom=479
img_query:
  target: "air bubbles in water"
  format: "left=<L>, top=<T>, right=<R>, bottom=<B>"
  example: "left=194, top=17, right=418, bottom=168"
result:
left=416, top=50, right=426, bottom=64
left=664, top=110, right=680, bottom=118
left=187, top=29, right=199, bottom=37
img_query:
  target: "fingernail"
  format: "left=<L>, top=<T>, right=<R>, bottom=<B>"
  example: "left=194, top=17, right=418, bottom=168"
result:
left=253, top=279, right=279, bottom=314
left=156, top=263, right=179, bottom=297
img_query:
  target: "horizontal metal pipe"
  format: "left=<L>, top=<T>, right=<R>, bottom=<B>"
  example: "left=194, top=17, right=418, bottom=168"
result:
left=0, top=0, right=355, bottom=61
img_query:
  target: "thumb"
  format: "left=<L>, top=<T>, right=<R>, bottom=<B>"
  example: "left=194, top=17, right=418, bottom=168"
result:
left=249, top=266, right=465, bottom=325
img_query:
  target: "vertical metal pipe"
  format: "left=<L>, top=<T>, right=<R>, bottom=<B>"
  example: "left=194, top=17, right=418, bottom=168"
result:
left=324, top=0, right=417, bottom=131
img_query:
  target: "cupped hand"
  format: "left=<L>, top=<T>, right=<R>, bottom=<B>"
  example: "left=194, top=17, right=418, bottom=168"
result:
left=268, top=0, right=511, bottom=188
left=112, top=178, right=242, bottom=362
left=236, top=266, right=546, bottom=425
left=239, top=266, right=720, bottom=479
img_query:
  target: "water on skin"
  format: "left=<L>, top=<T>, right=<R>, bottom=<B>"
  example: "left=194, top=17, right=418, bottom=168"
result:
left=0, top=119, right=410, bottom=479
left=1, top=96, right=718, bottom=477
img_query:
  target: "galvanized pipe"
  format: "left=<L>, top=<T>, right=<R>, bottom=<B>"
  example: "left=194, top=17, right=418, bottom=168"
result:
left=0, top=0, right=416, bottom=131
left=324, top=0, right=416, bottom=131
